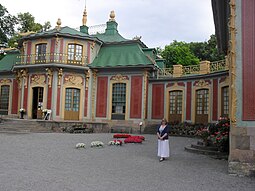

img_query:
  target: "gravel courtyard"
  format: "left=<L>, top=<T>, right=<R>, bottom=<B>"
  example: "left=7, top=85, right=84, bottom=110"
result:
left=0, top=133, right=254, bottom=191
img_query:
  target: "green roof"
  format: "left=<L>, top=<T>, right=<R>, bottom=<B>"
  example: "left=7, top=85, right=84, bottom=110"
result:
left=91, top=21, right=129, bottom=43
left=0, top=51, right=19, bottom=72
left=90, top=43, right=154, bottom=68
left=92, top=32, right=128, bottom=43
left=21, top=26, right=97, bottom=40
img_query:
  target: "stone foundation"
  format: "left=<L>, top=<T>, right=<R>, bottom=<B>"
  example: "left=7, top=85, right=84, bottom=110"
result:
left=228, top=161, right=255, bottom=177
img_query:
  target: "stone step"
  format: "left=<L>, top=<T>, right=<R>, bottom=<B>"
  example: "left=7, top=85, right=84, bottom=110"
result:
left=0, top=119, right=52, bottom=133
left=191, top=143, right=219, bottom=151
left=185, top=145, right=228, bottom=160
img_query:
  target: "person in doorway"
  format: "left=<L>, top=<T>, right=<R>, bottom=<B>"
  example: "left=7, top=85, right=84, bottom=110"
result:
left=157, top=118, right=170, bottom=162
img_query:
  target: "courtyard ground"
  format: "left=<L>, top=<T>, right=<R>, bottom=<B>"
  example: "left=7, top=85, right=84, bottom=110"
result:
left=0, top=133, right=254, bottom=191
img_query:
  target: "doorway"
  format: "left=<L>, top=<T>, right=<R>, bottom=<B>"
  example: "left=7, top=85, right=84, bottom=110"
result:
left=64, top=88, right=80, bottom=120
left=32, top=87, right=44, bottom=119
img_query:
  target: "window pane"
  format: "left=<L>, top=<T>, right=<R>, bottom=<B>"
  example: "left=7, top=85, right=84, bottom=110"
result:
left=112, top=83, right=126, bottom=114
left=0, top=85, right=10, bottom=115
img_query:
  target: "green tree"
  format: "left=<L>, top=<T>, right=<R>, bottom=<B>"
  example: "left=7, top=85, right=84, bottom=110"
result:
left=17, top=12, right=43, bottom=33
left=189, top=35, right=225, bottom=62
left=161, top=41, right=199, bottom=67
left=42, top=21, right=51, bottom=32
left=0, top=4, right=17, bottom=44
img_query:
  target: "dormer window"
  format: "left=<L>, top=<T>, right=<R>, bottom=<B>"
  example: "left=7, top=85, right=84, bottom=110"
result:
left=35, top=43, right=47, bottom=63
left=68, top=44, right=83, bottom=64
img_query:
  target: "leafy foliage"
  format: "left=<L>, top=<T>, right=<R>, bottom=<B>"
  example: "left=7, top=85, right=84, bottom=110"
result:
left=0, top=4, right=18, bottom=44
left=17, top=12, right=43, bottom=33
left=160, top=35, right=225, bottom=68
left=189, top=35, right=225, bottom=62
left=161, top=41, right=200, bottom=67
left=0, top=4, right=52, bottom=48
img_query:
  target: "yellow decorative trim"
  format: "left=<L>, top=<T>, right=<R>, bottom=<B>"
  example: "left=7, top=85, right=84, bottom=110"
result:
left=15, top=70, right=22, bottom=89
left=229, top=0, right=237, bottom=125
left=57, top=68, right=63, bottom=86
left=21, top=69, right=28, bottom=88
left=30, top=74, right=46, bottom=86
left=64, top=74, right=83, bottom=87
left=0, top=79, right=12, bottom=85
left=110, top=74, right=129, bottom=81
left=91, top=70, right=97, bottom=120
left=195, top=79, right=209, bottom=87
left=46, top=68, right=53, bottom=87
left=85, top=70, right=90, bottom=90
left=143, top=71, right=148, bottom=119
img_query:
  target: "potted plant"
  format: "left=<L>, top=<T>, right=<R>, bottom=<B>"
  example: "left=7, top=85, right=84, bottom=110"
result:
left=19, top=108, right=25, bottom=119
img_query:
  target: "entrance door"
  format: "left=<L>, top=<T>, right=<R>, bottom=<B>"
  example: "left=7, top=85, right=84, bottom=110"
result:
left=0, top=85, right=10, bottom=115
left=32, top=87, right=44, bottom=119
left=195, top=89, right=209, bottom=124
left=169, top=90, right=182, bottom=123
left=64, top=88, right=80, bottom=120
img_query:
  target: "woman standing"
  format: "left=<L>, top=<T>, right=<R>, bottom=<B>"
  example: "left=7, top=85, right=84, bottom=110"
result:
left=157, top=118, right=170, bottom=162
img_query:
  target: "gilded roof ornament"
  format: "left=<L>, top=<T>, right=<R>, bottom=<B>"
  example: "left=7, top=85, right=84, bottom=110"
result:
left=109, top=10, right=115, bottom=21
left=56, top=18, right=62, bottom=31
left=82, top=7, right=87, bottom=26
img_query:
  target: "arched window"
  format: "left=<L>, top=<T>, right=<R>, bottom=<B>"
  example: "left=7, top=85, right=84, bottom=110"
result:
left=0, top=85, right=10, bottom=115
left=67, top=44, right=83, bottom=64
left=35, top=43, right=47, bottom=63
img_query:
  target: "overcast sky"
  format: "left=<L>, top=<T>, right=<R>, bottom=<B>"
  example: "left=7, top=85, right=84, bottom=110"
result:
left=2, top=0, right=215, bottom=48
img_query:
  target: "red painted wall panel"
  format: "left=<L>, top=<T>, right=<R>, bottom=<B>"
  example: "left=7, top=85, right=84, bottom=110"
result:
left=59, top=39, right=64, bottom=62
left=50, top=39, right=55, bottom=61
left=212, top=79, right=218, bottom=121
left=27, top=41, right=32, bottom=63
left=47, top=87, right=52, bottom=109
left=11, top=79, right=19, bottom=114
left=130, top=76, right=142, bottom=118
left=56, top=87, right=60, bottom=116
left=152, top=84, right=164, bottom=119
left=23, top=85, right=28, bottom=111
left=186, top=82, right=192, bottom=120
left=96, top=77, right=108, bottom=117
left=242, top=0, right=255, bottom=120
left=87, top=43, right=90, bottom=64
left=84, top=89, right=88, bottom=117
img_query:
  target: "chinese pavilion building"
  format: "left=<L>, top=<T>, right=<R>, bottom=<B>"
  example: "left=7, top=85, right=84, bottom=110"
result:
left=0, top=1, right=253, bottom=176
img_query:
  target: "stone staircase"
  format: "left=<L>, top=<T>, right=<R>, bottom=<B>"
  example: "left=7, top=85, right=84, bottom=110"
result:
left=143, top=124, right=158, bottom=134
left=0, top=118, right=52, bottom=133
left=185, top=141, right=228, bottom=160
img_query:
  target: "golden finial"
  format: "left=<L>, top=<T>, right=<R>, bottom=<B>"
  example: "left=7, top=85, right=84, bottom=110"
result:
left=56, top=18, right=61, bottom=30
left=109, top=10, right=115, bottom=21
left=82, top=7, right=87, bottom=26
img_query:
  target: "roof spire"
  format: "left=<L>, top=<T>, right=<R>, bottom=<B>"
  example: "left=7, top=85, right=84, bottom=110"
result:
left=82, top=0, right=87, bottom=26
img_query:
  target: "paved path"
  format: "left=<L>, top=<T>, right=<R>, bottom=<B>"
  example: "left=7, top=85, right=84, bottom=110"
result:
left=0, top=133, right=254, bottom=191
